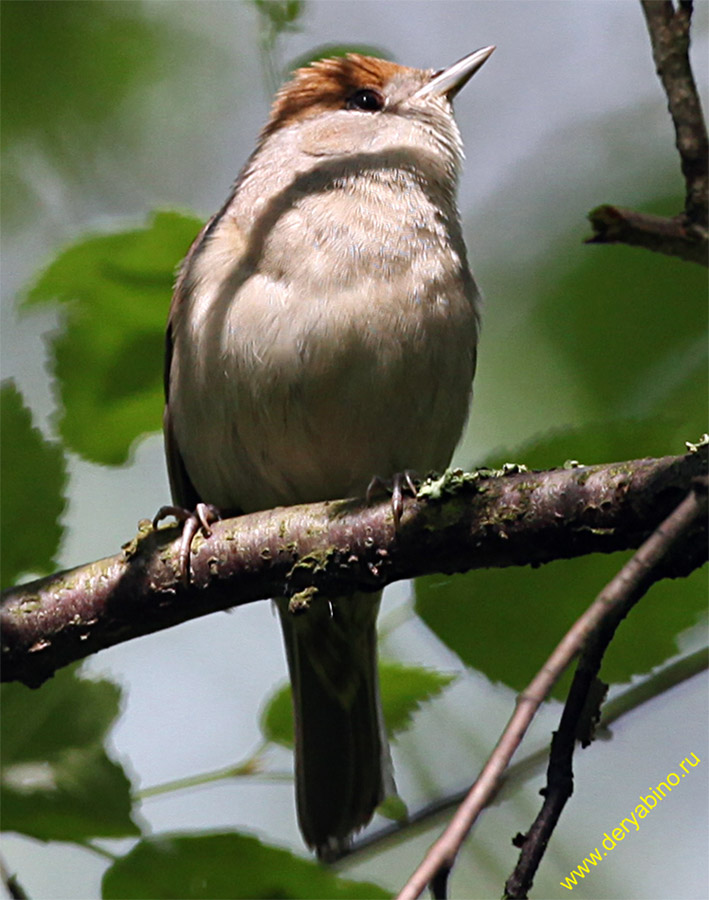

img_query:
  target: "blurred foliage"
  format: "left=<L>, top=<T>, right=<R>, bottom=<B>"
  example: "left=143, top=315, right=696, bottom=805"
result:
left=0, top=381, right=67, bottom=588
left=261, top=660, right=456, bottom=748
left=536, top=205, right=707, bottom=426
left=252, top=0, right=304, bottom=36
left=467, top=192, right=707, bottom=472
left=22, top=211, right=202, bottom=465
left=252, top=0, right=306, bottom=92
left=102, top=832, right=391, bottom=899
left=418, top=193, right=707, bottom=692
left=250, top=0, right=393, bottom=93
left=416, top=554, right=706, bottom=698
left=1, top=665, right=138, bottom=841
left=1, top=1, right=163, bottom=148
left=0, top=0, right=179, bottom=228
left=378, top=660, right=456, bottom=737
left=486, top=418, right=705, bottom=472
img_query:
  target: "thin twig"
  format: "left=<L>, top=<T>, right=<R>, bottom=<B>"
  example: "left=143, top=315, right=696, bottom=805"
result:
left=504, top=480, right=707, bottom=898
left=0, top=856, right=28, bottom=900
left=641, top=0, right=708, bottom=226
left=397, top=481, right=707, bottom=900
left=586, top=0, right=708, bottom=263
left=586, top=204, right=706, bottom=264
left=326, top=648, right=707, bottom=866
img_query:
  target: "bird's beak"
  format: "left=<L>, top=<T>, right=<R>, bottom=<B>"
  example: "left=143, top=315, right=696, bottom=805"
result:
left=414, top=45, right=496, bottom=100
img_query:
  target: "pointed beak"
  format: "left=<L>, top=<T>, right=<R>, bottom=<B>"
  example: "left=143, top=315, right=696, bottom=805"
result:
left=414, top=45, right=496, bottom=100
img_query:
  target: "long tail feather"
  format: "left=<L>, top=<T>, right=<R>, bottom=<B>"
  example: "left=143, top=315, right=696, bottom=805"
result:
left=277, top=590, right=393, bottom=860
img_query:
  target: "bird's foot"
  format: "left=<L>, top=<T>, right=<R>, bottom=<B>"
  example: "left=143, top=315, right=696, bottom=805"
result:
left=152, top=502, right=220, bottom=585
left=366, top=470, right=418, bottom=528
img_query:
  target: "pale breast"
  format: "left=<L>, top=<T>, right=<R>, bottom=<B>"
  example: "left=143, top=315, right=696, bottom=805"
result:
left=170, top=168, right=479, bottom=512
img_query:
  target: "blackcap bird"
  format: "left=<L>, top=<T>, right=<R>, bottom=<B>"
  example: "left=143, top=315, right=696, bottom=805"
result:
left=161, top=45, right=494, bottom=859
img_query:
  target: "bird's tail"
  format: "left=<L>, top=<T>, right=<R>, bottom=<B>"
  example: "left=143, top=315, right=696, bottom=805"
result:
left=277, top=590, right=393, bottom=860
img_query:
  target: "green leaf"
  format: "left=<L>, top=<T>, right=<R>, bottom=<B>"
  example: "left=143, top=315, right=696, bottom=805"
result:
left=465, top=185, right=707, bottom=471
left=536, top=200, right=708, bottom=427
left=377, top=793, right=408, bottom=823
left=415, top=553, right=707, bottom=697
left=1, top=665, right=139, bottom=841
left=484, top=418, right=704, bottom=474
left=261, top=661, right=456, bottom=748
left=261, top=680, right=294, bottom=747
left=0, top=665, right=120, bottom=765
left=252, top=0, right=304, bottom=33
left=1, top=1, right=165, bottom=155
left=22, top=210, right=202, bottom=465
left=102, top=831, right=391, bottom=899
left=0, top=380, right=67, bottom=587
left=379, top=661, right=456, bottom=736
left=452, top=183, right=708, bottom=696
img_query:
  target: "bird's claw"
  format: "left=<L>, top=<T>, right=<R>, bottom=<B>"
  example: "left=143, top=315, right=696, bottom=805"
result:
left=152, top=502, right=220, bottom=585
left=366, top=470, right=418, bottom=528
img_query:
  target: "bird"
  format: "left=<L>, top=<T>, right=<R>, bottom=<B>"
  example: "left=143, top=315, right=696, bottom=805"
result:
left=159, top=45, right=494, bottom=860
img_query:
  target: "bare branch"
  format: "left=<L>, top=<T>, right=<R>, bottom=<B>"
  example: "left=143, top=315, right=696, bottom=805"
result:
left=586, top=0, right=708, bottom=263
left=397, top=479, right=707, bottom=900
left=332, top=648, right=707, bottom=866
left=504, top=476, right=708, bottom=898
left=586, top=204, right=706, bottom=264
left=641, top=0, right=708, bottom=226
left=2, top=449, right=706, bottom=688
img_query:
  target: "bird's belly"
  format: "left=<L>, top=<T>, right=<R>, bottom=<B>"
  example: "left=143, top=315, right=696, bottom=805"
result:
left=171, top=270, right=477, bottom=512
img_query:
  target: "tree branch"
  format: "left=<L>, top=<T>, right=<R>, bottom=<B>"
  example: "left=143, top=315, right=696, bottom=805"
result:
left=586, top=0, right=708, bottom=264
left=586, top=204, right=706, bottom=264
left=397, top=479, right=707, bottom=900
left=503, top=476, right=707, bottom=898
left=331, top=647, right=707, bottom=866
left=642, top=0, right=708, bottom=226
left=2, top=449, right=706, bottom=688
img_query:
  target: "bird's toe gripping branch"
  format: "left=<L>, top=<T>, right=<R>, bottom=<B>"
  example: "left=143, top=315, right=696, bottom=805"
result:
left=366, top=470, right=418, bottom=528
left=152, top=502, right=221, bottom=584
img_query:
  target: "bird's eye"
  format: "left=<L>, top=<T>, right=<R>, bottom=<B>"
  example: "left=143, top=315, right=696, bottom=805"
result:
left=346, top=88, right=384, bottom=112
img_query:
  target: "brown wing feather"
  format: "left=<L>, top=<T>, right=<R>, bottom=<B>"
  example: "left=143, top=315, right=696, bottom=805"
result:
left=162, top=216, right=217, bottom=510
left=163, top=396, right=201, bottom=510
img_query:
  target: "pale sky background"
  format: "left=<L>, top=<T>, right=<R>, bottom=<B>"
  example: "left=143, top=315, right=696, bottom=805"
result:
left=2, top=2, right=707, bottom=898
